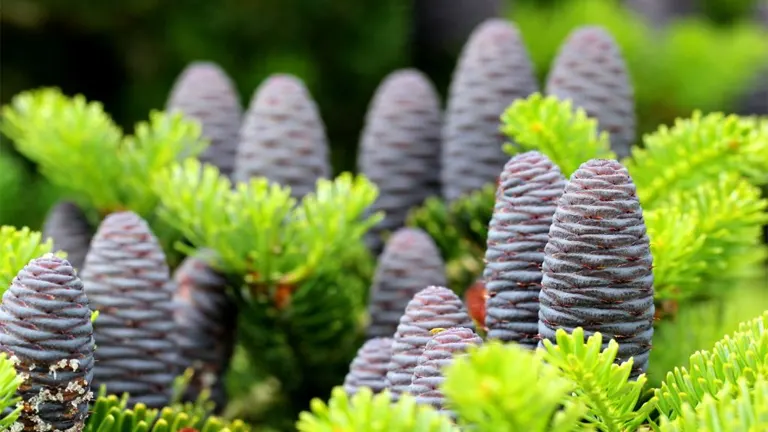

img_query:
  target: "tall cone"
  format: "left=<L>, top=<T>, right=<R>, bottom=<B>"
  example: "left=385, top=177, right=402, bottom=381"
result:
left=342, top=337, right=393, bottom=397
left=41, top=201, right=93, bottom=272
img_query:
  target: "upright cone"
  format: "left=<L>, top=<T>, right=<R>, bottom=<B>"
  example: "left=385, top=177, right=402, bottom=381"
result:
left=81, top=211, right=178, bottom=407
left=342, top=337, right=394, bottom=397
left=0, top=254, right=94, bottom=431
left=42, top=201, right=93, bottom=271
left=538, top=159, right=654, bottom=378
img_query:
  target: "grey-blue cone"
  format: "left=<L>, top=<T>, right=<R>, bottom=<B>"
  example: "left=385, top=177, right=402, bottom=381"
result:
left=538, top=159, right=654, bottom=378
left=342, top=337, right=393, bottom=397
left=42, top=201, right=93, bottom=272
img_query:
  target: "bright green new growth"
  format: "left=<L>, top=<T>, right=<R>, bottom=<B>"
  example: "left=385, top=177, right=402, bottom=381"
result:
left=500, top=93, right=615, bottom=176
left=0, top=225, right=61, bottom=294
left=296, top=387, right=457, bottom=432
left=0, top=353, right=22, bottom=429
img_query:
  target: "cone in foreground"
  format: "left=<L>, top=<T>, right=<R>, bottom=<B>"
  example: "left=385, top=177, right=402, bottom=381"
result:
left=0, top=254, right=94, bottom=431
left=538, top=159, right=654, bottom=378
left=166, top=61, right=243, bottom=178
left=385, top=286, right=472, bottom=401
left=358, top=69, right=443, bottom=254
left=408, top=327, right=482, bottom=413
left=234, top=74, right=330, bottom=199
left=366, top=228, right=447, bottom=339
left=42, top=201, right=94, bottom=271
left=545, top=26, right=636, bottom=159
left=81, top=211, right=178, bottom=407
left=441, top=18, right=539, bottom=202
left=173, top=250, right=236, bottom=409
left=342, top=337, right=394, bottom=397
left=483, top=152, right=566, bottom=348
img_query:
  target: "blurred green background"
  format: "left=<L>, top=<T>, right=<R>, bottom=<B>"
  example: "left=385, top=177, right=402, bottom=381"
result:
left=1, top=0, right=767, bottom=230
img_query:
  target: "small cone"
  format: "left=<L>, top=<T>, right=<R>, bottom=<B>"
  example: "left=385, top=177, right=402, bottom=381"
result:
left=342, top=337, right=394, bottom=396
left=81, top=211, right=179, bottom=407
left=385, top=286, right=472, bottom=401
left=545, top=26, right=636, bottom=159
left=234, top=74, right=331, bottom=199
left=173, top=250, right=236, bottom=409
left=166, top=61, right=243, bottom=179
left=538, top=159, right=654, bottom=378
left=408, top=327, right=482, bottom=413
left=441, top=18, right=539, bottom=202
left=358, top=69, right=443, bottom=254
left=0, top=254, right=94, bottom=432
left=42, top=201, right=93, bottom=272
left=483, top=152, right=566, bottom=348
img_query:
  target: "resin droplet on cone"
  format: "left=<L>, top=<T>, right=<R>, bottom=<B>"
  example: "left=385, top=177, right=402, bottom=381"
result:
left=81, top=211, right=179, bottom=407
left=366, top=228, right=448, bottom=339
left=166, top=61, right=243, bottom=179
left=538, top=159, right=654, bottom=378
left=385, top=286, right=472, bottom=401
left=546, top=26, right=636, bottom=159
left=483, top=152, right=566, bottom=348
left=358, top=69, right=442, bottom=254
left=408, top=327, right=482, bottom=413
left=0, top=254, right=94, bottom=431
left=234, top=74, right=331, bottom=199
left=42, top=201, right=94, bottom=272
left=342, top=337, right=393, bottom=397
left=441, top=18, right=539, bottom=202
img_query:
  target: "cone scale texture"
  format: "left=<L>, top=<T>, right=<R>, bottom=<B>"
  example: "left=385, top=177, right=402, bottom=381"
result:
left=42, top=201, right=94, bottom=272
left=166, top=62, right=243, bottom=179
left=173, top=250, right=236, bottom=409
left=80, top=211, right=178, bottom=408
left=538, top=159, right=654, bottom=378
left=0, top=254, right=94, bottom=432
left=408, top=327, right=482, bottom=412
left=358, top=69, right=443, bottom=254
left=483, top=152, right=566, bottom=348
left=441, top=18, right=539, bottom=202
left=545, top=26, right=636, bottom=159
left=385, top=286, right=472, bottom=401
left=366, top=228, right=448, bottom=339
left=234, top=74, right=331, bottom=199
left=342, top=337, right=393, bottom=397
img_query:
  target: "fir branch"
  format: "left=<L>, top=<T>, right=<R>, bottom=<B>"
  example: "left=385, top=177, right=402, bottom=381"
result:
left=657, top=376, right=768, bottom=432
left=0, top=353, right=22, bottom=430
left=541, top=328, right=656, bottom=432
left=442, top=341, right=588, bottom=432
left=500, top=93, right=616, bottom=176
left=655, top=310, right=768, bottom=420
left=646, top=174, right=768, bottom=301
left=626, top=113, right=768, bottom=208
left=296, top=387, right=457, bottom=432
left=0, top=225, right=61, bottom=293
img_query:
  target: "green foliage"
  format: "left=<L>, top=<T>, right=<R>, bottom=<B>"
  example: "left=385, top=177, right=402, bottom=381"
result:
left=540, top=328, right=656, bottom=432
left=654, top=310, right=768, bottom=421
left=0, top=149, right=62, bottom=229
left=0, top=353, right=22, bottom=429
left=0, top=225, right=61, bottom=293
left=84, top=389, right=250, bottom=432
left=296, top=387, right=457, bottom=432
left=500, top=93, right=616, bottom=176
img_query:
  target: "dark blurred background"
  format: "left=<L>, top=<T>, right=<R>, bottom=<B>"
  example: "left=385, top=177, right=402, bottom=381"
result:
left=1, top=0, right=767, bottom=228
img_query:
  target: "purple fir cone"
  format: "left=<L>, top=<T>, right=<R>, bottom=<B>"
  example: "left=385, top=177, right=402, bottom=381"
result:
left=483, top=152, right=566, bottom=348
left=80, top=211, right=179, bottom=408
left=166, top=62, right=243, bottom=179
left=408, top=327, right=482, bottom=413
left=366, top=228, right=448, bottom=339
left=342, top=337, right=394, bottom=397
left=0, top=254, right=94, bottom=432
left=42, top=201, right=94, bottom=272
left=173, top=250, right=236, bottom=409
left=538, top=159, right=654, bottom=378
left=234, top=74, right=331, bottom=199
left=385, top=286, right=472, bottom=401
left=358, top=69, right=442, bottom=254
left=545, top=26, right=636, bottom=159
left=441, top=18, right=539, bottom=202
